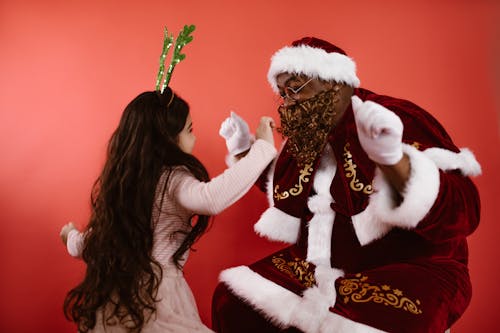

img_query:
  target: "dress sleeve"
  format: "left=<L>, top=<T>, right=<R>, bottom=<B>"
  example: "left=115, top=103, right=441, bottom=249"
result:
left=66, top=229, right=84, bottom=258
left=172, top=139, right=277, bottom=215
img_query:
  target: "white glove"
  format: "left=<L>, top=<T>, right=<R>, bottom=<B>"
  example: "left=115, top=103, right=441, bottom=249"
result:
left=351, top=96, right=404, bottom=165
left=219, top=111, right=252, bottom=155
left=60, top=222, right=83, bottom=258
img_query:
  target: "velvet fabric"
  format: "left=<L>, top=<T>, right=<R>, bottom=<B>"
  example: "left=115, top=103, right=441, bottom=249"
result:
left=292, top=37, right=348, bottom=56
left=212, top=88, right=480, bottom=333
left=212, top=282, right=303, bottom=333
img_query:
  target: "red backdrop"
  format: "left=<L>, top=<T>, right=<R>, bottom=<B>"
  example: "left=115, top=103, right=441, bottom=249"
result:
left=1, top=1, right=498, bottom=332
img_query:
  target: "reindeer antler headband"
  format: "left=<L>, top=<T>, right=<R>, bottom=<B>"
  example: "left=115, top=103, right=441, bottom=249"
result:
left=155, top=24, right=196, bottom=96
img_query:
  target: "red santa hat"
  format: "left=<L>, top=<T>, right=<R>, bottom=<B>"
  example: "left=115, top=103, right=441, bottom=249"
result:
left=267, top=37, right=360, bottom=92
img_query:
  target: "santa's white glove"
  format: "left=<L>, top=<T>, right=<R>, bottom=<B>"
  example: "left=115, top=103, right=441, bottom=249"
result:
left=351, top=96, right=404, bottom=165
left=219, top=111, right=252, bottom=155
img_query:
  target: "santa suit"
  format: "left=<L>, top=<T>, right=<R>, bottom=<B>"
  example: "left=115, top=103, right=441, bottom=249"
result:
left=212, top=87, right=481, bottom=333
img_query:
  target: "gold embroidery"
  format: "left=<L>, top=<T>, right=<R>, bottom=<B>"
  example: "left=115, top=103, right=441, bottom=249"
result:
left=411, top=141, right=421, bottom=150
left=274, top=163, right=313, bottom=201
left=271, top=255, right=316, bottom=287
left=338, top=274, right=422, bottom=315
left=343, top=143, right=373, bottom=194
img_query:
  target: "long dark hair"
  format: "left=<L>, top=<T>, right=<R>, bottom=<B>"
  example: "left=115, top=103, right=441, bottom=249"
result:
left=63, top=89, right=210, bottom=332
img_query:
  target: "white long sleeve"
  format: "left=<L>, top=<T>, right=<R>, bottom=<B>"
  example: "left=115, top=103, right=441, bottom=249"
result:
left=65, top=139, right=277, bottom=267
left=172, top=139, right=277, bottom=216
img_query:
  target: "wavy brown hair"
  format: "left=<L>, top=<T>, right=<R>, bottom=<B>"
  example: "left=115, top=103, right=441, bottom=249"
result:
left=63, top=89, right=210, bottom=332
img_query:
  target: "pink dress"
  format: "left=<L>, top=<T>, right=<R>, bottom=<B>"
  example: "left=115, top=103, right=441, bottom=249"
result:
left=66, top=139, right=277, bottom=332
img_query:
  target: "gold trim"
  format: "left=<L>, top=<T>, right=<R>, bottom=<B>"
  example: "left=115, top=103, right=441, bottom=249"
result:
left=343, top=143, right=373, bottom=194
left=411, top=141, right=421, bottom=150
left=273, top=163, right=313, bottom=201
left=338, top=273, right=422, bottom=315
left=271, top=255, right=316, bottom=288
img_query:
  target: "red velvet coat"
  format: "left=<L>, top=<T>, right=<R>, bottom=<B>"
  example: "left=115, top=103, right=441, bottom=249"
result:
left=213, top=88, right=481, bottom=333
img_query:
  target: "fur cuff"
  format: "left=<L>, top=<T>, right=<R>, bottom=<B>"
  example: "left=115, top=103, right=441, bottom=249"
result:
left=254, top=207, right=300, bottom=243
left=424, top=147, right=481, bottom=176
left=352, top=144, right=440, bottom=245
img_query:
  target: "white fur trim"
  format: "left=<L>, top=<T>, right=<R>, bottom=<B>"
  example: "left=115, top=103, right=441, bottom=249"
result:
left=352, top=144, right=440, bottom=245
left=312, top=146, right=337, bottom=195
left=265, top=149, right=279, bottom=207
left=219, top=266, right=300, bottom=328
left=424, top=147, right=481, bottom=176
left=255, top=141, right=299, bottom=244
left=307, top=145, right=337, bottom=265
left=351, top=211, right=392, bottom=247
left=308, top=195, right=334, bottom=215
left=267, top=45, right=360, bottom=93
left=314, top=265, right=344, bottom=306
left=290, top=287, right=331, bottom=332
left=220, top=266, right=381, bottom=332
left=254, top=207, right=300, bottom=243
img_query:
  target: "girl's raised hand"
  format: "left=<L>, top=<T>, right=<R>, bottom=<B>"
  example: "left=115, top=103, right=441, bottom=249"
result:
left=256, top=116, right=275, bottom=146
left=219, top=111, right=252, bottom=156
left=60, top=222, right=77, bottom=246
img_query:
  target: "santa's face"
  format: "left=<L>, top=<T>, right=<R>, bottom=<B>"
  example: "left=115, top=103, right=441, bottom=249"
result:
left=276, top=73, right=353, bottom=121
left=274, top=72, right=354, bottom=166
left=276, top=73, right=330, bottom=106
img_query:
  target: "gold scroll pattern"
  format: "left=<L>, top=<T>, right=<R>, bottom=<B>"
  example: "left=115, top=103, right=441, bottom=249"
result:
left=338, top=273, right=422, bottom=315
left=271, top=255, right=316, bottom=288
left=343, top=143, right=373, bottom=194
left=273, top=163, right=313, bottom=201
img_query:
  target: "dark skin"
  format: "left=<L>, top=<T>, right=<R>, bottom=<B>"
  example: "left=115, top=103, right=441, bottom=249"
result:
left=276, top=72, right=411, bottom=197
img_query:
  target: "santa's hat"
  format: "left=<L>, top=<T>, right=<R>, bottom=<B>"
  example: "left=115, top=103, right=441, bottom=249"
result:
left=267, top=37, right=360, bottom=92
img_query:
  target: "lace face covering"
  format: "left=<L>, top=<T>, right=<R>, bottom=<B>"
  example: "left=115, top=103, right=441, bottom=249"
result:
left=277, top=85, right=342, bottom=166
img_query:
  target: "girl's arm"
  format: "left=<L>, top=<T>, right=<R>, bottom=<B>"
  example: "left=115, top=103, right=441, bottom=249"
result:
left=173, top=139, right=277, bottom=216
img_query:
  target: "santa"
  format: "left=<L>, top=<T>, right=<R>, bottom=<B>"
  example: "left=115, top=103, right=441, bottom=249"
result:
left=213, top=37, right=481, bottom=333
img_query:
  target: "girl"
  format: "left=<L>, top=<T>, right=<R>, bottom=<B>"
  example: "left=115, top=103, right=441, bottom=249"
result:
left=59, top=88, right=276, bottom=332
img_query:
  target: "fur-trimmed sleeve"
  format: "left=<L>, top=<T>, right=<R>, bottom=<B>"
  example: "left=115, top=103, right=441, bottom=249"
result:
left=352, top=90, right=481, bottom=245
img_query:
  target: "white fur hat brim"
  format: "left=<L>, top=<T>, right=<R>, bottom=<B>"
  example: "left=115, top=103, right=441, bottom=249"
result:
left=267, top=45, right=360, bottom=93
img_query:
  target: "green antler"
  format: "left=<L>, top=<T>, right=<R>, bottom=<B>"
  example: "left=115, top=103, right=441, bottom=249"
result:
left=155, top=28, right=174, bottom=92
left=155, top=24, right=196, bottom=93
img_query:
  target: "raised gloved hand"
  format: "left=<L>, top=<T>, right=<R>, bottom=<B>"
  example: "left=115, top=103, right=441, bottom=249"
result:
left=60, top=222, right=77, bottom=246
left=219, top=111, right=252, bottom=155
left=351, top=95, right=404, bottom=165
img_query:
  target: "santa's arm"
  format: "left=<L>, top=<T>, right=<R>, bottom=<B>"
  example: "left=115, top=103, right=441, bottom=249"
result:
left=350, top=95, right=481, bottom=244
left=351, top=96, right=411, bottom=199
left=377, top=155, right=410, bottom=200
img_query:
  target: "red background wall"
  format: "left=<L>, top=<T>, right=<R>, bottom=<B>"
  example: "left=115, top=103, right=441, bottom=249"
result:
left=1, top=1, right=498, bottom=332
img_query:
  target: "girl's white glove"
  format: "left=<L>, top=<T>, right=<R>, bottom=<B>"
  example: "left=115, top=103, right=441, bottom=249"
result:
left=219, top=111, right=252, bottom=155
left=60, top=222, right=83, bottom=258
left=351, top=96, right=404, bottom=165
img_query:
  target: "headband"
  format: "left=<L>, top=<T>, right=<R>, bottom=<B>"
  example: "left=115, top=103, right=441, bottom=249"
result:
left=155, top=25, right=196, bottom=94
